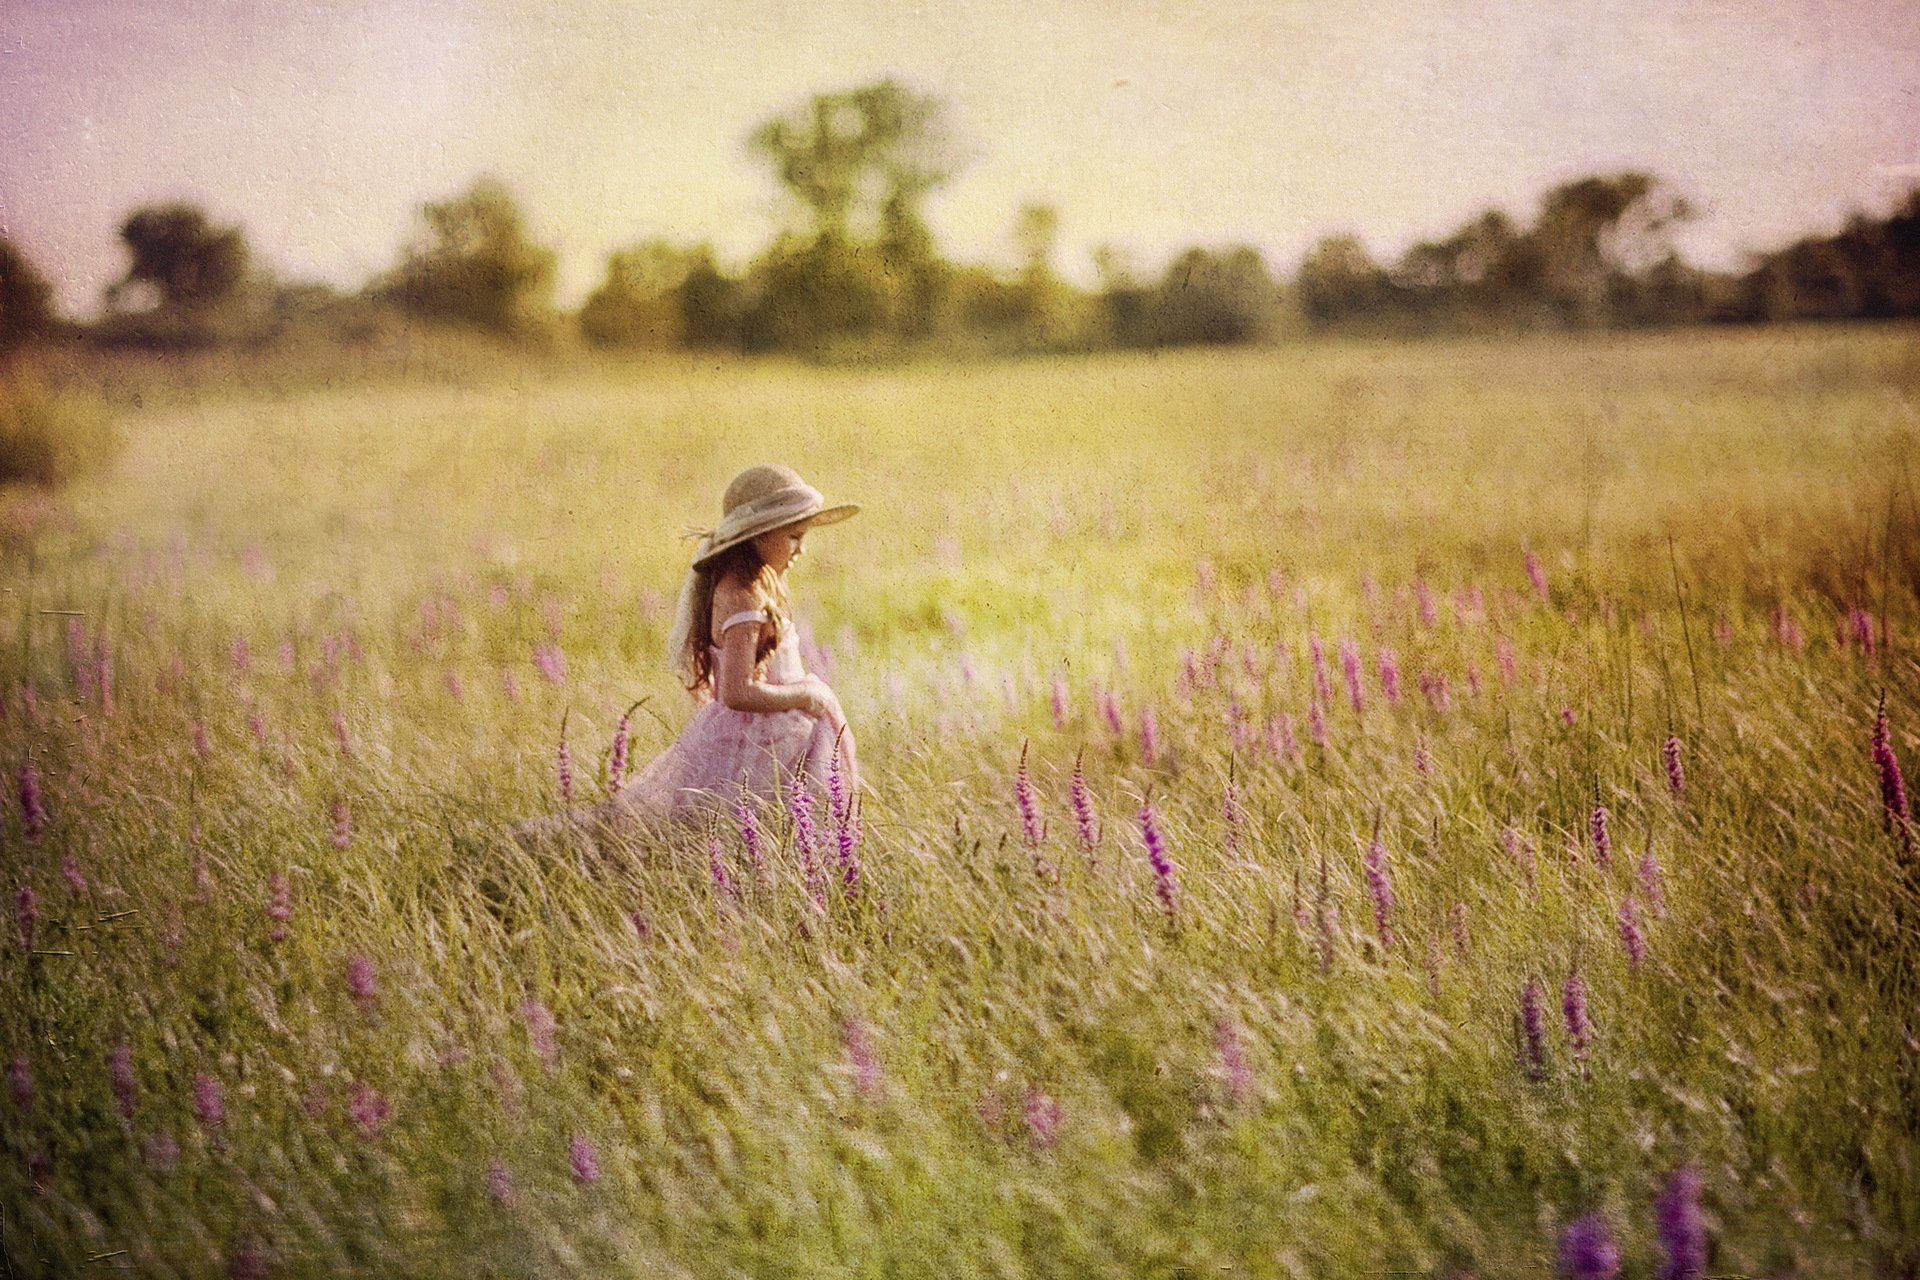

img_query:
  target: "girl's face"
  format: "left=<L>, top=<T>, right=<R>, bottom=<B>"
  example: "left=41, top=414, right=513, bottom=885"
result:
left=753, top=522, right=808, bottom=575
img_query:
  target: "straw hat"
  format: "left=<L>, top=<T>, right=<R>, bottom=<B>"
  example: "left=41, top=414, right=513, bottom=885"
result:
left=688, top=464, right=858, bottom=568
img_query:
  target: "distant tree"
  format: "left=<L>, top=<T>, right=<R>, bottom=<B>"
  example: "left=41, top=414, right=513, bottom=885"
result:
left=1149, top=246, right=1276, bottom=345
left=1528, top=172, right=1689, bottom=327
left=381, top=178, right=556, bottom=335
left=0, top=236, right=56, bottom=356
left=1092, top=244, right=1152, bottom=346
left=678, top=248, right=742, bottom=349
left=578, top=240, right=700, bottom=348
left=106, top=203, right=250, bottom=314
left=745, top=80, right=966, bottom=348
left=749, top=80, right=966, bottom=241
left=1298, top=234, right=1387, bottom=326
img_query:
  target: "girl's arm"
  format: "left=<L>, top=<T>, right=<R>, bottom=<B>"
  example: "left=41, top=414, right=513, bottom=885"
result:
left=710, top=592, right=830, bottom=718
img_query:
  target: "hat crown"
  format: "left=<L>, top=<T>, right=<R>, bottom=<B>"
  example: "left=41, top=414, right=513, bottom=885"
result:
left=722, top=464, right=809, bottom=519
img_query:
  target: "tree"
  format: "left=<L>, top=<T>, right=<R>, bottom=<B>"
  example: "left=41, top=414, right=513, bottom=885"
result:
left=382, top=178, right=556, bottom=335
left=1298, top=234, right=1386, bottom=326
left=749, top=80, right=966, bottom=241
left=1149, top=246, right=1276, bottom=345
left=105, top=204, right=249, bottom=314
left=0, top=236, right=56, bottom=356
left=578, top=241, right=700, bottom=347
left=1528, top=172, right=1689, bottom=327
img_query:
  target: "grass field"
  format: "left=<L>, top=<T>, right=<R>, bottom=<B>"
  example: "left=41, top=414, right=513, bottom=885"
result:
left=4, top=325, right=1919, bottom=1277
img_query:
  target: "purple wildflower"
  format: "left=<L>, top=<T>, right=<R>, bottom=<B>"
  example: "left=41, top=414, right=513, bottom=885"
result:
left=1139, top=705, right=1161, bottom=767
left=1872, top=695, right=1913, bottom=847
left=828, top=740, right=852, bottom=832
left=501, top=669, right=522, bottom=703
left=486, top=1159, right=515, bottom=1206
left=568, top=1133, right=600, bottom=1185
left=346, top=953, right=377, bottom=1007
left=1413, top=742, right=1432, bottom=776
left=1307, top=697, right=1327, bottom=748
left=1618, top=894, right=1647, bottom=971
left=522, top=999, right=559, bottom=1068
left=1309, top=634, right=1333, bottom=708
left=837, top=796, right=865, bottom=892
left=144, top=1130, right=180, bottom=1171
left=9, top=1056, right=32, bottom=1111
left=1070, top=751, right=1099, bottom=855
left=788, top=785, right=823, bottom=900
left=1638, top=848, right=1667, bottom=918
left=736, top=798, right=765, bottom=873
left=556, top=714, right=574, bottom=806
left=191, top=719, right=212, bottom=761
left=194, top=1072, right=224, bottom=1128
left=331, top=709, right=353, bottom=758
left=229, top=1241, right=269, bottom=1280
left=1525, top=550, right=1550, bottom=602
left=533, top=642, right=567, bottom=684
left=630, top=911, right=652, bottom=943
left=1589, top=803, right=1612, bottom=870
left=1663, top=734, right=1686, bottom=798
left=1139, top=798, right=1178, bottom=924
left=1415, top=578, right=1438, bottom=626
left=17, top=761, right=47, bottom=840
left=1495, top=635, right=1516, bottom=683
left=1023, top=1087, right=1063, bottom=1149
left=61, top=856, right=88, bottom=897
left=844, top=1019, right=880, bottom=1098
left=1014, top=741, right=1043, bottom=848
left=1562, top=707, right=1578, bottom=729
left=1268, top=714, right=1300, bottom=764
left=1377, top=648, right=1402, bottom=703
left=1520, top=978, right=1548, bottom=1080
left=266, top=873, right=292, bottom=943
left=1771, top=607, right=1804, bottom=651
left=1557, top=1213, right=1621, bottom=1279
left=1654, top=1165, right=1708, bottom=1280
left=1849, top=606, right=1876, bottom=657
left=1338, top=639, right=1364, bottom=715
left=1101, top=689, right=1124, bottom=739
left=330, top=798, right=352, bottom=849
left=1448, top=901, right=1470, bottom=955
left=348, top=1082, right=392, bottom=1137
left=1363, top=838, right=1396, bottom=948
left=709, top=835, right=736, bottom=898
left=110, top=1042, right=137, bottom=1118
left=1562, top=968, right=1592, bottom=1064
left=1050, top=674, right=1069, bottom=728
left=1419, top=670, right=1451, bottom=714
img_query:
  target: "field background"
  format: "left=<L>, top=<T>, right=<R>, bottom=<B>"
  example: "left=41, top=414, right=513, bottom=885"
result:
left=4, top=324, right=1919, bottom=1277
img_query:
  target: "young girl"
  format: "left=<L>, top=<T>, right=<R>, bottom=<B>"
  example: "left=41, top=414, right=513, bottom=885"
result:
left=515, top=463, right=859, bottom=846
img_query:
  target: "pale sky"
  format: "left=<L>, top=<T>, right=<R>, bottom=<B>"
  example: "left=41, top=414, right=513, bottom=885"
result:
left=4, top=0, right=1918, bottom=316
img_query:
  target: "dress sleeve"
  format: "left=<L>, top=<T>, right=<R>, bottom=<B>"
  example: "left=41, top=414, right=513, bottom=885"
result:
left=717, top=609, right=770, bottom=635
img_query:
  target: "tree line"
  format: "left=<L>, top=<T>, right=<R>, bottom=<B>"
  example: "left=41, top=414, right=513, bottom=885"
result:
left=4, top=79, right=1918, bottom=363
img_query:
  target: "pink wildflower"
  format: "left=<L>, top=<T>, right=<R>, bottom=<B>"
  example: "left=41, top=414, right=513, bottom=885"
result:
left=1525, top=550, right=1550, bottom=601
left=1139, top=797, right=1178, bottom=925
left=568, top=1133, right=600, bottom=1185
left=110, top=1042, right=137, bottom=1118
left=14, top=885, right=38, bottom=951
left=1139, top=704, right=1161, bottom=767
left=330, top=798, right=352, bottom=849
left=1069, top=751, right=1099, bottom=856
left=1663, top=734, right=1686, bottom=798
left=1363, top=838, right=1396, bottom=948
left=346, top=954, right=377, bottom=1007
left=194, top=1072, right=224, bottom=1128
left=348, top=1082, right=392, bottom=1137
left=266, top=872, right=292, bottom=943
left=1023, top=1087, right=1063, bottom=1149
left=17, top=761, right=47, bottom=840
left=522, top=999, right=559, bottom=1068
left=61, top=856, right=88, bottom=896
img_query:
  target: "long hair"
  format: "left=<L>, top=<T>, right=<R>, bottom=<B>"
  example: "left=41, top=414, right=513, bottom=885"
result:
left=666, top=541, right=789, bottom=698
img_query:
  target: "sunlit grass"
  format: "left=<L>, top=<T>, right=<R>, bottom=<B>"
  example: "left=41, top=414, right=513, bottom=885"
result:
left=4, top=324, right=1918, bottom=1277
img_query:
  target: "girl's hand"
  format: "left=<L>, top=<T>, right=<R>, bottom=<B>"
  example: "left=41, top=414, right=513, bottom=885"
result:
left=794, top=677, right=839, bottom=724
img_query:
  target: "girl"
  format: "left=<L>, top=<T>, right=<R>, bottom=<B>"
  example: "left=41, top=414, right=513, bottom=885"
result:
left=515, top=463, right=859, bottom=846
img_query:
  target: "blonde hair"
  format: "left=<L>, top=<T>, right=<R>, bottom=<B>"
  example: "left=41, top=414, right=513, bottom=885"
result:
left=666, top=541, right=790, bottom=697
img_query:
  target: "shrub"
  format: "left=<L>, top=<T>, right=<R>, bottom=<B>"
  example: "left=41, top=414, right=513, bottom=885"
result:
left=0, top=379, right=120, bottom=487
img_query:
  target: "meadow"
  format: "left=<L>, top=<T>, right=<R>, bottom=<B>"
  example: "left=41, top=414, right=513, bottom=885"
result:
left=3, top=324, right=1918, bottom=1278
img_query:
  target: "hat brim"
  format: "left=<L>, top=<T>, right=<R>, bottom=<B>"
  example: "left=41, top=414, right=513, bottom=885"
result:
left=693, top=502, right=859, bottom=567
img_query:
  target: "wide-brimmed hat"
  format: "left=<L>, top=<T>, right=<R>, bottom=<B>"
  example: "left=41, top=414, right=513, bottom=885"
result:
left=687, top=464, right=858, bottom=568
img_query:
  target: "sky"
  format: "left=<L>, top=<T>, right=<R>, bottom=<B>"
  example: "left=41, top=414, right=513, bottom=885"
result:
left=4, top=0, right=1918, bottom=316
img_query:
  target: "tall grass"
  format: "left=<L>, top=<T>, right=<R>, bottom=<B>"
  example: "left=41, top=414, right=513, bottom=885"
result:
left=3, top=325, right=1918, bottom=1277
